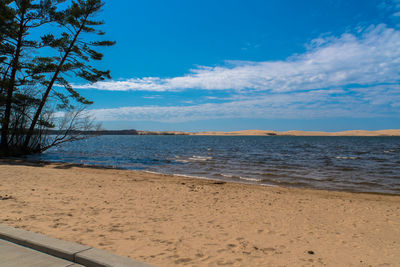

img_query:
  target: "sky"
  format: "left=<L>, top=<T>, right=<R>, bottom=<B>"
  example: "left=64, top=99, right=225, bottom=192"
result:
left=72, top=0, right=400, bottom=131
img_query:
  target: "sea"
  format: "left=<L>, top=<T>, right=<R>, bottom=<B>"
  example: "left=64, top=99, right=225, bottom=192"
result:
left=28, top=135, right=400, bottom=195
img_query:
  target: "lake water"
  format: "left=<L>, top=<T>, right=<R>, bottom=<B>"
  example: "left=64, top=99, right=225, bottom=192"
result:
left=29, top=135, right=400, bottom=195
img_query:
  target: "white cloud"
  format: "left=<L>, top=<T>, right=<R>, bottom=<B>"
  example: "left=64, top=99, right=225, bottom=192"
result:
left=70, top=22, right=400, bottom=123
left=75, top=25, right=400, bottom=94
left=88, top=84, right=400, bottom=122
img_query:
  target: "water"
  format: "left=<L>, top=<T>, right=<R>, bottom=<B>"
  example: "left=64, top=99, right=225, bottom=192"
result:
left=29, top=135, right=400, bottom=195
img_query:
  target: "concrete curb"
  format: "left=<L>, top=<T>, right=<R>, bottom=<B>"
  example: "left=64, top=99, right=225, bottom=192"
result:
left=0, top=224, right=153, bottom=267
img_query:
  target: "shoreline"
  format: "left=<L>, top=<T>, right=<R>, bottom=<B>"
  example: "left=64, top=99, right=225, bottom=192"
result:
left=6, top=158, right=399, bottom=196
left=1, top=159, right=400, bottom=266
left=58, top=129, right=400, bottom=136
left=136, top=129, right=400, bottom=136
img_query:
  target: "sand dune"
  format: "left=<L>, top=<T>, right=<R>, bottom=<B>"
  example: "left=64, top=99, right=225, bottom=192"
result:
left=190, top=129, right=400, bottom=136
left=190, top=129, right=278, bottom=136
left=0, top=160, right=399, bottom=266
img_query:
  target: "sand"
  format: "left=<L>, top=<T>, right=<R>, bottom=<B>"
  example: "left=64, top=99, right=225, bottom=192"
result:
left=110, top=129, right=400, bottom=136
left=0, top=160, right=399, bottom=266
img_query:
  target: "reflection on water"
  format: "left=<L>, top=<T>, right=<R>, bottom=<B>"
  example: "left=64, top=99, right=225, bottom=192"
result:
left=29, top=135, right=400, bottom=194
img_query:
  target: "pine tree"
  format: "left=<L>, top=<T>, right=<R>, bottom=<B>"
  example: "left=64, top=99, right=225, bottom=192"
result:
left=0, top=0, right=60, bottom=153
left=0, top=0, right=114, bottom=155
left=22, top=0, right=115, bottom=153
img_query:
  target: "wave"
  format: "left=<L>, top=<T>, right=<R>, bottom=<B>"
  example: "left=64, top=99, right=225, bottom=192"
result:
left=335, top=156, right=358, bottom=160
left=239, top=177, right=263, bottom=182
left=384, top=150, right=396, bottom=153
left=33, top=135, right=400, bottom=195
left=188, top=155, right=213, bottom=161
left=173, top=155, right=213, bottom=163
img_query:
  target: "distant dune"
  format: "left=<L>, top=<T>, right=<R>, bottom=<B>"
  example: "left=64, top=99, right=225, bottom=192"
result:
left=92, top=129, right=400, bottom=136
left=188, top=129, right=400, bottom=136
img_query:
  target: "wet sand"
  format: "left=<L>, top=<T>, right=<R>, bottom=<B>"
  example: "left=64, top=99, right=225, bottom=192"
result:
left=0, top=159, right=399, bottom=266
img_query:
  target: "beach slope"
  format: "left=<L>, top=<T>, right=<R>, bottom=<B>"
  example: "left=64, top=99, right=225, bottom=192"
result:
left=0, top=160, right=399, bottom=266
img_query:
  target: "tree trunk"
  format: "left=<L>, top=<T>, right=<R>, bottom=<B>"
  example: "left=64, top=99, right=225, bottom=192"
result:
left=0, top=8, right=26, bottom=153
left=23, top=22, right=86, bottom=151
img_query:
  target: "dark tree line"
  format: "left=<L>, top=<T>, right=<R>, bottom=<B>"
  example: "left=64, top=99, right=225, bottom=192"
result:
left=0, top=0, right=114, bottom=155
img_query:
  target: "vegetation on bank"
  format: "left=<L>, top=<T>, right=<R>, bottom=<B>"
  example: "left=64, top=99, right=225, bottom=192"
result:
left=0, top=0, right=114, bottom=155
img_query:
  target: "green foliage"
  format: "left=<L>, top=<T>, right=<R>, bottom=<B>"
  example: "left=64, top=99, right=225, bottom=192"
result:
left=0, top=0, right=114, bottom=155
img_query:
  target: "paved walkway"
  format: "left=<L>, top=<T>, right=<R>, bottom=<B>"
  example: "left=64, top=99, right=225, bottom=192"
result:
left=0, top=224, right=153, bottom=267
left=0, top=239, right=81, bottom=267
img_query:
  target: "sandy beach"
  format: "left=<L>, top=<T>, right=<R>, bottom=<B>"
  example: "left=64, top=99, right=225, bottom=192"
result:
left=0, top=159, right=399, bottom=266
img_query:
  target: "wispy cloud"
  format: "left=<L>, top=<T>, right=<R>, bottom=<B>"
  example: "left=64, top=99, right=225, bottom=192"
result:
left=88, top=84, right=400, bottom=122
left=71, top=21, right=400, bottom=123
left=380, top=0, right=400, bottom=25
left=75, top=24, right=400, bottom=94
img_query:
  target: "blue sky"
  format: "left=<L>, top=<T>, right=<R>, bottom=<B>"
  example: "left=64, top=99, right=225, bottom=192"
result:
left=73, top=0, right=400, bottom=131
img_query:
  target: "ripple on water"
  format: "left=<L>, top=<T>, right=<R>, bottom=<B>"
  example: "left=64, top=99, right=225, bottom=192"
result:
left=30, top=135, right=400, bottom=195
